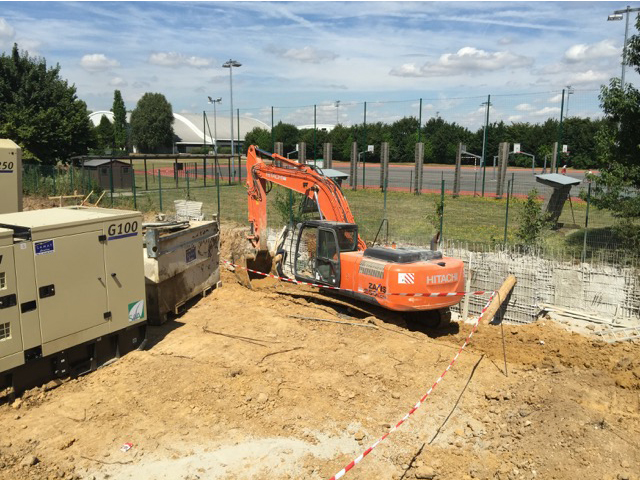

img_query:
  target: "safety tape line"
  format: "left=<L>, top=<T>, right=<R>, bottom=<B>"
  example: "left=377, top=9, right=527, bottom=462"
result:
left=327, top=290, right=496, bottom=480
left=222, top=259, right=488, bottom=297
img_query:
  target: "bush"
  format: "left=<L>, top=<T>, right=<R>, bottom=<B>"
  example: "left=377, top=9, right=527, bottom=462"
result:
left=515, top=189, right=551, bottom=245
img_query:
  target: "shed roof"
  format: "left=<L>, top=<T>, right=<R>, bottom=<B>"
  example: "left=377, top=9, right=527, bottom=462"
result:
left=322, top=168, right=349, bottom=179
left=83, top=159, right=130, bottom=168
left=535, top=173, right=581, bottom=188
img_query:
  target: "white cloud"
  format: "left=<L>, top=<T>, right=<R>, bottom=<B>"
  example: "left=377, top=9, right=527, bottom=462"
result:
left=508, top=115, right=523, bottom=122
left=548, top=94, right=562, bottom=103
left=534, top=106, right=561, bottom=116
left=109, top=77, right=127, bottom=87
left=515, top=103, right=534, bottom=111
left=564, top=39, right=618, bottom=63
left=0, top=17, right=15, bottom=38
left=148, top=52, right=213, bottom=68
left=390, top=47, right=533, bottom=77
left=567, top=69, right=609, bottom=85
left=80, top=53, right=120, bottom=72
left=268, top=45, right=338, bottom=64
left=498, top=37, right=513, bottom=46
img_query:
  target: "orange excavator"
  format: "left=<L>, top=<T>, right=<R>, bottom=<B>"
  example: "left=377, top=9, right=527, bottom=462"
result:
left=245, top=145, right=465, bottom=324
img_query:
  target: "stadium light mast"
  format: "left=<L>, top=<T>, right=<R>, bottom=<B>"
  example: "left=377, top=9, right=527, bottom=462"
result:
left=608, top=6, right=640, bottom=89
left=207, top=97, right=222, bottom=152
left=222, top=59, right=241, bottom=181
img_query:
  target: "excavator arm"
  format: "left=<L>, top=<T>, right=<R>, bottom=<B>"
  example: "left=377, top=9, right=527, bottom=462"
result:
left=246, top=145, right=367, bottom=252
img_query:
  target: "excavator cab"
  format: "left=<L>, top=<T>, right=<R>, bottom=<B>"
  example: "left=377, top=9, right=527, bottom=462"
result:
left=294, top=220, right=358, bottom=287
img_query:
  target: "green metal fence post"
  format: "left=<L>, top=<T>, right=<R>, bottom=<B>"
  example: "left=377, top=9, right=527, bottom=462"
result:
left=504, top=179, right=511, bottom=244
left=70, top=165, right=74, bottom=191
left=203, top=156, right=207, bottom=187
left=144, top=157, right=148, bottom=191
left=174, top=157, right=179, bottom=188
left=215, top=155, right=221, bottom=221
left=362, top=101, right=367, bottom=189
left=313, top=104, right=317, bottom=166
left=158, top=169, right=163, bottom=211
left=440, top=178, right=445, bottom=239
left=289, top=190, right=293, bottom=226
left=417, top=98, right=422, bottom=142
left=237, top=107, right=242, bottom=184
left=582, top=182, right=591, bottom=262
left=556, top=89, right=566, bottom=174
left=132, top=170, right=137, bottom=210
left=109, top=159, right=114, bottom=207
left=186, top=169, right=190, bottom=199
left=271, top=106, right=275, bottom=152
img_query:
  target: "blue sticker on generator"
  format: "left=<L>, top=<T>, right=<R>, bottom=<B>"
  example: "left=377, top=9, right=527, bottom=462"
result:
left=185, top=246, right=196, bottom=264
left=35, top=240, right=54, bottom=255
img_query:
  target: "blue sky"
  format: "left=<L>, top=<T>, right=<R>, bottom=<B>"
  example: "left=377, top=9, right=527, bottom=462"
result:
left=0, top=1, right=637, bottom=130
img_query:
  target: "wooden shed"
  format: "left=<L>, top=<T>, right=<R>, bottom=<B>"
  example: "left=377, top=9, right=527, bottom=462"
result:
left=82, top=159, right=133, bottom=190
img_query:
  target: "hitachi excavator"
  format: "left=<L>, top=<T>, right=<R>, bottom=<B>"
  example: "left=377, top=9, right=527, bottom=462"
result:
left=245, top=145, right=465, bottom=325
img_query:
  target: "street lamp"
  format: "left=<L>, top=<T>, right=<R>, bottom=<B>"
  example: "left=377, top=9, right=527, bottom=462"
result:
left=607, top=6, right=640, bottom=89
left=207, top=96, right=222, bottom=153
left=222, top=59, right=241, bottom=181
left=335, top=100, right=340, bottom=125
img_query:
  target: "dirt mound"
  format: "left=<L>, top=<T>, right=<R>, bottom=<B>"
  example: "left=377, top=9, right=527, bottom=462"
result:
left=0, top=226, right=639, bottom=480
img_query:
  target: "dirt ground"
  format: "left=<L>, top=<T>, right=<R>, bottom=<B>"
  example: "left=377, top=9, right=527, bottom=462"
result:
left=1, top=225, right=639, bottom=480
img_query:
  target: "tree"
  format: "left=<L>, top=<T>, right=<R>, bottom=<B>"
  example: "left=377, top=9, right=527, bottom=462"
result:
left=272, top=121, right=299, bottom=154
left=0, top=44, right=93, bottom=164
left=591, top=14, right=640, bottom=220
left=112, top=90, right=127, bottom=152
left=93, top=115, right=113, bottom=153
left=130, top=93, right=175, bottom=153
left=244, top=127, right=271, bottom=151
left=515, top=189, right=551, bottom=245
left=388, top=117, right=418, bottom=163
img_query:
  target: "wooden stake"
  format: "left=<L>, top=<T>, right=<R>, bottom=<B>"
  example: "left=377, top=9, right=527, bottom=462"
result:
left=479, top=275, right=517, bottom=324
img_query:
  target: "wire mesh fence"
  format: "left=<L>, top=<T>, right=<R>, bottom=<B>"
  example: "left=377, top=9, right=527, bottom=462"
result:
left=22, top=155, right=637, bottom=268
left=20, top=87, right=639, bottom=266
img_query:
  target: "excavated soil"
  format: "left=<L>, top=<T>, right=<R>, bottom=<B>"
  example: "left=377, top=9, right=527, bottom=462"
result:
left=1, top=225, right=639, bottom=480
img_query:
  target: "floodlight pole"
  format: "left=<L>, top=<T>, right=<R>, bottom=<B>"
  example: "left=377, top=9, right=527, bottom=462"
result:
left=608, top=6, right=640, bottom=90
left=481, top=95, right=491, bottom=197
left=565, top=85, right=574, bottom=118
left=207, top=97, right=221, bottom=152
left=223, top=59, right=241, bottom=182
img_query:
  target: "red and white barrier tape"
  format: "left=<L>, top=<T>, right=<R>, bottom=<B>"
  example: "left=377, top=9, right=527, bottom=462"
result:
left=327, top=291, right=496, bottom=480
left=222, top=259, right=488, bottom=298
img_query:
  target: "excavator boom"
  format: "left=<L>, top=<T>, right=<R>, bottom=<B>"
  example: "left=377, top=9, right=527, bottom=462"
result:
left=246, top=145, right=366, bottom=251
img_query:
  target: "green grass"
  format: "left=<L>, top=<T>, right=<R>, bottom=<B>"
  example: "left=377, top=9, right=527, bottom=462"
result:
left=109, top=179, right=620, bottom=252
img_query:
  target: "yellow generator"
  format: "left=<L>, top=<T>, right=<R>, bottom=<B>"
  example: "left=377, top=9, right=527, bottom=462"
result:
left=0, top=206, right=146, bottom=394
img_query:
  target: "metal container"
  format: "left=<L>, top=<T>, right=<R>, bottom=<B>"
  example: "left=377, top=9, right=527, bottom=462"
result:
left=143, top=218, right=220, bottom=324
left=0, top=206, right=146, bottom=393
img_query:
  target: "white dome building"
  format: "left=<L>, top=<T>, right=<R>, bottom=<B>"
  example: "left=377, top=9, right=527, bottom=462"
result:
left=89, top=111, right=269, bottom=153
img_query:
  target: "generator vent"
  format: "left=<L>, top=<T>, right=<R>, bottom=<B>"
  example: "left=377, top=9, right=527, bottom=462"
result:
left=359, top=259, right=385, bottom=279
left=0, top=272, right=5, bottom=290
left=0, top=322, right=10, bottom=341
